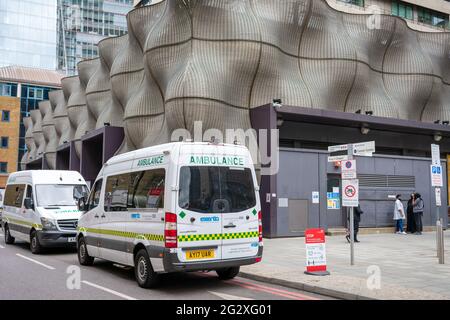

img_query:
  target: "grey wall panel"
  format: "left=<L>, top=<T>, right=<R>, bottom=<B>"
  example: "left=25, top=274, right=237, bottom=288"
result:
left=49, top=89, right=72, bottom=146
left=39, top=101, right=57, bottom=169
left=30, top=109, right=45, bottom=158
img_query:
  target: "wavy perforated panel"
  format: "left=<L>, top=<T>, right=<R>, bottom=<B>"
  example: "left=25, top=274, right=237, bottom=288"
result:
left=39, top=101, right=58, bottom=169
left=30, top=109, right=45, bottom=159
left=23, top=0, right=450, bottom=164
left=49, top=89, right=72, bottom=146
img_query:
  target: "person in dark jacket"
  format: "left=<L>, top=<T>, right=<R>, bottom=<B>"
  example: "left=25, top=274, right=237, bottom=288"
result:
left=412, top=193, right=424, bottom=235
left=346, top=205, right=363, bottom=243
left=406, top=193, right=416, bottom=233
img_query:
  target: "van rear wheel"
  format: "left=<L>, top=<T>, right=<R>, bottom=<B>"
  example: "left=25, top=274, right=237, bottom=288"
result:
left=77, top=237, right=94, bottom=266
left=134, top=249, right=159, bottom=288
left=30, top=230, right=43, bottom=254
left=4, top=224, right=15, bottom=244
left=216, top=266, right=240, bottom=280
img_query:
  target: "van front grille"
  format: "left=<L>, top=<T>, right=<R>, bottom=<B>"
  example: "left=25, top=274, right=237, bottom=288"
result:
left=57, top=219, right=78, bottom=231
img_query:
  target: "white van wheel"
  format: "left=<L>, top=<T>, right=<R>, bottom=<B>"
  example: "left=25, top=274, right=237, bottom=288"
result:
left=134, top=249, right=159, bottom=288
left=77, top=237, right=94, bottom=266
left=216, top=266, right=240, bottom=280
left=30, top=230, right=42, bottom=254
left=4, top=224, right=15, bottom=244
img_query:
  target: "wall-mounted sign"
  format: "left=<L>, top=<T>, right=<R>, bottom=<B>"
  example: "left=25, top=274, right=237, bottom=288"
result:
left=327, top=192, right=340, bottom=209
left=312, top=191, right=320, bottom=204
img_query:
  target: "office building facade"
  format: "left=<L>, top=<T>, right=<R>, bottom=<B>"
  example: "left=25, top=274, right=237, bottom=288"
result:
left=57, top=0, right=134, bottom=75
left=0, top=0, right=58, bottom=70
left=0, top=66, right=63, bottom=178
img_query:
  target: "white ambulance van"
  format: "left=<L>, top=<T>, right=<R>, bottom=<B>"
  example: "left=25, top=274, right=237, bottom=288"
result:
left=2, top=170, right=89, bottom=254
left=76, top=141, right=263, bottom=288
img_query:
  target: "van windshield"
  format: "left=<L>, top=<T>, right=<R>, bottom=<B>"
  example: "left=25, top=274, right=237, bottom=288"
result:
left=36, top=184, right=88, bottom=207
left=179, top=166, right=256, bottom=213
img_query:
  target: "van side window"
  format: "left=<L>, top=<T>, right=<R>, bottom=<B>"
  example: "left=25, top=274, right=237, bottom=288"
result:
left=104, top=174, right=130, bottom=212
left=87, top=179, right=103, bottom=211
left=4, top=184, right=26, bottom=208
left=129, top=169, right=165, bottom=209
left=26, top=185, right=33, bottom=201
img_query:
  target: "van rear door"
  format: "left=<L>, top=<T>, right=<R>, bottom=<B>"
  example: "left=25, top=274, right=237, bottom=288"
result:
left=176, top=166, right=223, bottom=263
left=219, top=166, right=259, bottom=260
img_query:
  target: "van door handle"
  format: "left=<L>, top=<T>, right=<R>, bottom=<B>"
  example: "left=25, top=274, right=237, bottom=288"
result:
left=101, top=214, right=106, bottom=218
left=94, top=215, right=99, bottom=218
left=224, top=224, right=236, bottom=229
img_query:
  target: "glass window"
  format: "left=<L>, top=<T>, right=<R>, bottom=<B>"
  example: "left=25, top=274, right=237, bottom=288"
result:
left=178, top=167, right=256, bottom=214
left=104, top=174, right=130, bottom=211
left=392, top=1, right=413, bottom=20
left=35, top=88, right=44, bottom=100
left=87, top=179, right=102, bottom=210
left=2, top=110, right=10, bottom=122
left=0, top=84, right=11, bottom=96
left=35, top=184, right=88, bottom=207
left=0, top=137, right=8, bottom=148
left=0, top=162, right=7, bottom=173
left=128, top=169, right=165, bottom=209
left=4, top=184, right=26, bottom=207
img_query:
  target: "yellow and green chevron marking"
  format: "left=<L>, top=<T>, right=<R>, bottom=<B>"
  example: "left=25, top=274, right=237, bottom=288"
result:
left=4, top=217, right=42, bottom=230
left=77, top=227, right=164, bottom=242
left=178, top=231, right=258, bottom=242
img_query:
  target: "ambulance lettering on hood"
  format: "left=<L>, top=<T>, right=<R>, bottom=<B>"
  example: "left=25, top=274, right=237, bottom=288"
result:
left=189, top=156, right=244, bottom=166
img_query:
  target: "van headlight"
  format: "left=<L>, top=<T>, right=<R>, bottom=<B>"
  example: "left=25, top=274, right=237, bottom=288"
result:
left=41, top=217, right=57, bottom=231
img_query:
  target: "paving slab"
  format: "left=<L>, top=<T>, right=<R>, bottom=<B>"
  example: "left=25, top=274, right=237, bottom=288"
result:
left=240, top=231, right=450, bottom=300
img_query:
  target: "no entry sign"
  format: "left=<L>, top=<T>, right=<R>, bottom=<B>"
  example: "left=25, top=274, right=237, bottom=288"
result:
left=342, top=179, right=359, bottom=207
left=304, top=229, right=330, bottom=276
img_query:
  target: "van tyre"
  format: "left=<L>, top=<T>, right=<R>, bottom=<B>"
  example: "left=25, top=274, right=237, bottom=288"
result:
left=216, top=266, right=240, bottom=280
left=77, top=237, right=94, bottom=266
left=4, top=224, right=15, bottom=244
left=30, top=230, right=43, bottom=254
left=134, top=249, right=159, bottom=288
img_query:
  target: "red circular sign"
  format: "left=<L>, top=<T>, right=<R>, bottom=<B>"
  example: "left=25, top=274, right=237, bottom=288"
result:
left=344, top=185, right=356, bottom=198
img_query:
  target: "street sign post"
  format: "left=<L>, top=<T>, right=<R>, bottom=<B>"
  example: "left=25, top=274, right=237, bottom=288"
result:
left=430, top=144, right=444, bottom=264
left=328, top=141, right=375, bottom=266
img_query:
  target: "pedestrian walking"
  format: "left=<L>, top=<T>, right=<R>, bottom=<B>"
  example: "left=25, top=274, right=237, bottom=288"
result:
left=346, top=205, right=363, bottom=243
left=394, top=194, right=406, bottom=234
left=406, top=193, right=416, bottom=234
left=412, top=193, right=424, bottom=235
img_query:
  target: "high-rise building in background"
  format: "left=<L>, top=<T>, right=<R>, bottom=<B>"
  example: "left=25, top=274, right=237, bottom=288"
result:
left=0, top=0, right=58, bottom=70
left=330, top=0, right=450, bottom=32
left=57, top=0, right=134, bottom=76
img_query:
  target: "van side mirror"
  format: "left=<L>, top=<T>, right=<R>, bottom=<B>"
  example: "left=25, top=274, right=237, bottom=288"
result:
left=77, top=197, right=88, bottom=212
left=24, top=198, right=34, bottom=210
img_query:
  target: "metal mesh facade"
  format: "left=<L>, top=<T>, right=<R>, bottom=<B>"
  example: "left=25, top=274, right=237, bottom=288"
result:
left=22, top=0, right=450, bottom=169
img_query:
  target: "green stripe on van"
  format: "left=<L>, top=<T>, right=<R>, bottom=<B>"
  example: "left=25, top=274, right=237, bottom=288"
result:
left=4, top=217, right=42, bottom=230
left=77, top=227, right=164, bottom=242
left=178, top=231, right=258, bottom=242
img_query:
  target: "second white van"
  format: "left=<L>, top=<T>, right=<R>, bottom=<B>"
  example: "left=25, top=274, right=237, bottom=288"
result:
left=2, top=170, right=89, bottom=253
left=76, top=141, right=263, bottom=288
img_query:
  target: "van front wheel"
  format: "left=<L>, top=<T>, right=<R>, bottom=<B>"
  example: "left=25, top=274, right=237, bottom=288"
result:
left=77, top=237, right=94, bottom=266
left=4, top=224, right=15, bottom=244
left=134, top=249, right=159, bottom=288
left=216, top=267, right=240, bottom=280
left=30, top=230, right=43, bottom=254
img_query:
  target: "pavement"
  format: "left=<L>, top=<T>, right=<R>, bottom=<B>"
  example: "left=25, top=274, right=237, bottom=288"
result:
left=240, top=231, right=450, bottom=300
left=0, top=230, right=330, bottom=300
